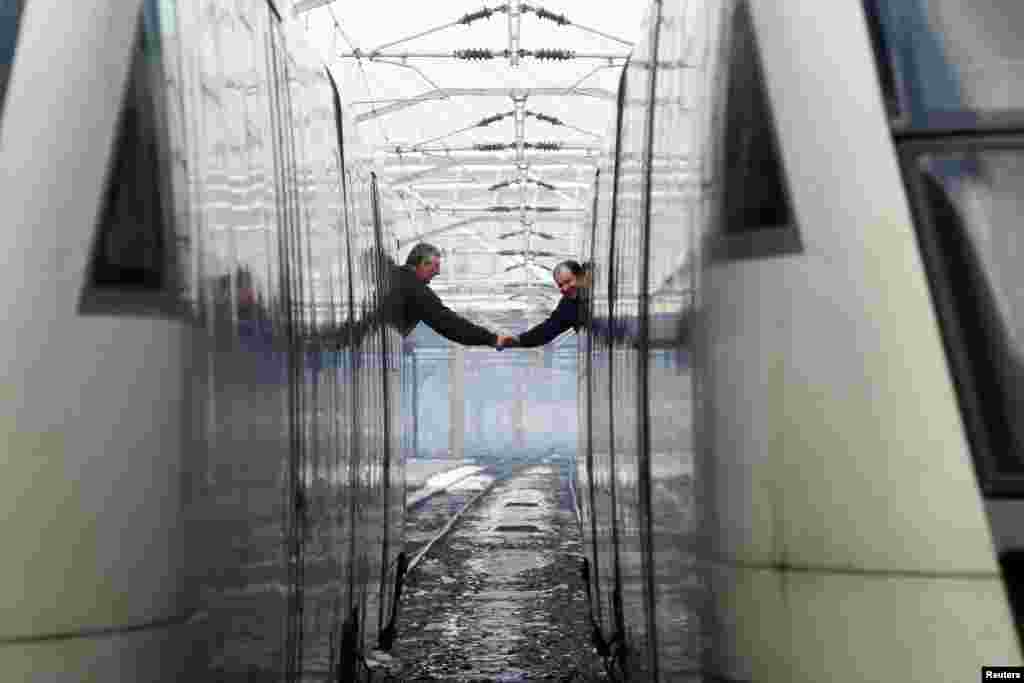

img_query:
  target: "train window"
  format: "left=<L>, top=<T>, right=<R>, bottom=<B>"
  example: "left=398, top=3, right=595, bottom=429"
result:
left=710, top=0, right=800, bottom=261
left=0, top=0, right=25, bottom=120
left=80, top=6, right=183, bottom=317
left=866, top=0, right=1024, bottom=132
left=902, top=141, right=1024, bottom=494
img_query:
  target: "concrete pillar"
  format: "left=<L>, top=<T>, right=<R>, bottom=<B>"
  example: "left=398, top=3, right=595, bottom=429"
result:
left=411, top=351, right=419, bottom=458
left=449, top=344, right=465, bottom=459
left=471, top=372, right=484, bottom=448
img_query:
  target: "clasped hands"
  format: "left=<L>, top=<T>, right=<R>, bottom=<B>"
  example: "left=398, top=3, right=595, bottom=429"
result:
left=494, top=334, right=518, bottom=351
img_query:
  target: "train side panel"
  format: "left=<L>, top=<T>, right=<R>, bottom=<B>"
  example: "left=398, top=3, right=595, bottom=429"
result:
left=0, top=0, right=191, bottom=678
left=586, top=81, right=625, bottom=661
left=644, top=0, right=711, bottom=678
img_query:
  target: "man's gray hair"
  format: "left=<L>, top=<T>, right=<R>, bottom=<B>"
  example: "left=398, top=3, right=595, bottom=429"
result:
left=552, top=259, right=583, bottom=280
left=406, top=242, right=442, bottom=267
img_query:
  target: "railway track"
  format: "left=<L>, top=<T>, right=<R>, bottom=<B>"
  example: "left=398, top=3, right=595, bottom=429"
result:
left=381, top=463, right=604, bottom=682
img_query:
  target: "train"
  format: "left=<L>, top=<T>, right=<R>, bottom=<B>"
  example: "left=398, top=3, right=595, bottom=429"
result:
left=575, top=0, right=1024, bottom=681
left=2, top=0, right=408, bottom=680
left=6, top=0, right=1024, bottom=680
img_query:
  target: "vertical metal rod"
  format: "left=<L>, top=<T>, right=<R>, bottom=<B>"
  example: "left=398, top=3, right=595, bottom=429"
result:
left=508, top=0, right=522, bottom=66
left=638, top=1, right=664, bottom=678
left=513, top=95, right=529, bottom=242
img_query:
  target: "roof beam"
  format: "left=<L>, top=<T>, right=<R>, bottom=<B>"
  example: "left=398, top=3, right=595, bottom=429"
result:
left=351, top=87, right=615, bottom=123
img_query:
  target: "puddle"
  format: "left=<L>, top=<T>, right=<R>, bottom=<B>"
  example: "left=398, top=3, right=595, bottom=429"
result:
left=424, top=465, right=486, bottom=490
left=465, top=550, right=550, bottom=578
left=447, top=474, right=494, bottom=491
left=494, top=524, right=541, bottom=532
left=475, top=589, right=543, bottom=600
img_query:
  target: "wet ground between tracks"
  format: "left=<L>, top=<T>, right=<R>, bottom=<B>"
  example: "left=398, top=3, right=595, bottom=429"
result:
left=378, top=464, right=607, bottom=682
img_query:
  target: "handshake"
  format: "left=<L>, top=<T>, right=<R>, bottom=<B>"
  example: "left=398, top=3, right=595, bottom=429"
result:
left=494, top=334, right=519, bottom=351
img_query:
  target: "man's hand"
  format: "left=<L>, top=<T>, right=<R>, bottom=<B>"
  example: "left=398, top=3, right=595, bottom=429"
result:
left=495, top=334, right=516, bottom=350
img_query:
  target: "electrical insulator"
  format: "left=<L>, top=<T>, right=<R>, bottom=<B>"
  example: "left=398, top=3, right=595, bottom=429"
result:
left=534, top=7, right=570, bottom=25
left=477, top=113, right=508, bottom=127
left=454, top=48, right=495, bottom=60
left=474, top=143, right=509, bottom=151
left=459, top=7, right=495, bottom=24
left=529, top=112, right=562, bottom=126
left=533, top=48, right=574, bottom=60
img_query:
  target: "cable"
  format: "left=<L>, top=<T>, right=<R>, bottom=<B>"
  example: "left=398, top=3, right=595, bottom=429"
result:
left=362, top=3, right=509, bottom=55
left=328, top=6, right=392, bottom=144
left=523, top=3, right=635, bottom=47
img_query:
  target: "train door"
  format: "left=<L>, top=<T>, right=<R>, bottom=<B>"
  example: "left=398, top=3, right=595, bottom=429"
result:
left=640, top=1, right=712, bottom=678
left=587, top=62, right=631, bottom=675
left=284, top=33, right=356, bottom=679
left=370, top=174, right=408, bottom=651
left=323, top=64, right=360, bottom=679
left=344, top=164, right=382, bottom=658
left=578, top=168, right=605, bottom=645
left=267, top=4, right=310, bottom=678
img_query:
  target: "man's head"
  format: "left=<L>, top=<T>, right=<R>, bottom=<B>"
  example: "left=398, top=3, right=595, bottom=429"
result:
left=406, top=243, right=442, bottom=283
left=553, top=260, right=585, bottom=299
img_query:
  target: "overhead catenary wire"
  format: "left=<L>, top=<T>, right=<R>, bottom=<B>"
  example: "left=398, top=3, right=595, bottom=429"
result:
left=522, top=3, right=635, bottom=47
left=377, top=141, right=593, bottom=153
left=526, top=110, right=602, bottom=139
left=366, top=58, right=447, bottom=94
left=325, top=1, right=628, bottom=302
left=326, top=5, right=393, bottom=143
left=359, top=3, right=510, bottom=57
left=336, top=2, right=633, bottom=59
left=338, top=48, right=627, bottom=61
left=563, top=63, right=622, bottom=95
left=406, top=111, right=516, bottom=149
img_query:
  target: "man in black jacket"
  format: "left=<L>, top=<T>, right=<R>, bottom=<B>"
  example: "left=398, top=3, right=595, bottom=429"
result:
left=388, top=243, right=512, bottom=348
left=498, top=259, right=588, bottom=348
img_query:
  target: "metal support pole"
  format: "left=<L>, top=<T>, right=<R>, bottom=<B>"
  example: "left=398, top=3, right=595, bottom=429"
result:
left=412, top=351, right=419, bottom=458
left=508, top=1, right=522, bottom=66
left=449, top=344, right=465, bottom=459
left=513, top=368, right=525, bottom=451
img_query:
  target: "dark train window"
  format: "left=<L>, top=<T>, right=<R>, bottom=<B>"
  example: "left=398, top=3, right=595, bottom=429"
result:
left=711, top=0, right=800, bottom=261
left=0, top=0, right=25, bottom=119
left=902, top=142, right=1024, bottom=495
left=81, top=6, right=181, bottom=317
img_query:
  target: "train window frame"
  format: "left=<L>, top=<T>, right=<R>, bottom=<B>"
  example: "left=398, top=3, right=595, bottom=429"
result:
left=78, top=6, right=187, bottom=319
left=0, top=0, right=25, bottom=122
left=864, top=0, right=1024, bottom=136
left=705, top=0, right=802, bottom=264
left=898, top=134, right=1024, bottom=497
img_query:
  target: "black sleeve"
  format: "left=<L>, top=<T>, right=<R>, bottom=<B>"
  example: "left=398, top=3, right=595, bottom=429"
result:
left=516, top=297, right=576, bottom=348
left=412, top=284, right=497, bottom=347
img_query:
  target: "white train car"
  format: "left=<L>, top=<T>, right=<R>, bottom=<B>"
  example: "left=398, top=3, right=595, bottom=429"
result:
left=0, top=0, right=407, bottom=681
left=700, top=0, right=1024, bottom=680
left=578, top=0, right=1024, bottom=681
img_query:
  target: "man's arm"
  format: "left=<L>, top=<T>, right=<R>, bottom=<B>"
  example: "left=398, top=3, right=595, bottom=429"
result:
left=513, top=297, right=575, bottom=348
left=412, top=284, right=497, bottom=347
